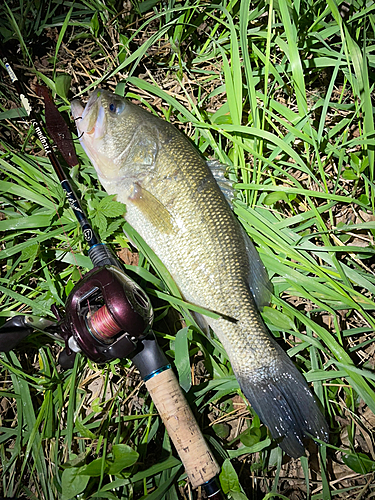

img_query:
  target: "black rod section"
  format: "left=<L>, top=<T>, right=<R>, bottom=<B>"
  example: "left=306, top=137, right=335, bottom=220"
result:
left=0, top=50, right=120, bottom=266
left=1, top=52, right=99, bottom=249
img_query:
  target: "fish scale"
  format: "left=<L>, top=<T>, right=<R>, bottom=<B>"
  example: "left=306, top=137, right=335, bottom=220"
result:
left=71, top=89, right=329, bottom=458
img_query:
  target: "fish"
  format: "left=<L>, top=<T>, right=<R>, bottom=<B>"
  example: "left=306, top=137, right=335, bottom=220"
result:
left=71, top=89, right=329, bottom=458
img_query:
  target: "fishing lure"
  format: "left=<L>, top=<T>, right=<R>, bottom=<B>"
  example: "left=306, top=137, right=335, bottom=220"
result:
left=36, top=84, right=79, bottom=168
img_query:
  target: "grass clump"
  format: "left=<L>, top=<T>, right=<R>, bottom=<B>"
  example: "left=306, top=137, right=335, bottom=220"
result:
left=1, top=0, right=375, bottom=498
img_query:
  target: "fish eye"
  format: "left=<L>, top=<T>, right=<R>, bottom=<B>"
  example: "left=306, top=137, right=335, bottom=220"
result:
left=108, top=100, right=125, bottom=115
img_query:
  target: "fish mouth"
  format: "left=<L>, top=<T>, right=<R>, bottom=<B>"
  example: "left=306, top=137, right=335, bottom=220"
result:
left=71, top=89, right=118, bottom=180
left=71, top=89, right=106, bottom=139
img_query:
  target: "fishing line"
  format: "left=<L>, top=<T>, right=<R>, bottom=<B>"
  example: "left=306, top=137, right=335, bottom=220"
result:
left=73, top=116, right=84, bottom=140
left=87, top=305, right=122, bottom=342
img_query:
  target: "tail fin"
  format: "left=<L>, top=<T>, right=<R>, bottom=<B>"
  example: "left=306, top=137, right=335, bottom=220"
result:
left=237, top=350, right=329, bottom=458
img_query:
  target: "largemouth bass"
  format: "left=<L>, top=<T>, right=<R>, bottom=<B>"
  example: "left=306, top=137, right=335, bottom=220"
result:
left=71, top=89, right=328, bottom=458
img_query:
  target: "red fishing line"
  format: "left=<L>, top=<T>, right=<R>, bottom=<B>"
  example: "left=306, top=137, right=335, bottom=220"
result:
left=87, top=305, right=122, bottom=341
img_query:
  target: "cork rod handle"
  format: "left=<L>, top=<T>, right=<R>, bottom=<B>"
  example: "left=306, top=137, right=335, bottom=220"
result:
left=145, top=368, right=220, bottom=489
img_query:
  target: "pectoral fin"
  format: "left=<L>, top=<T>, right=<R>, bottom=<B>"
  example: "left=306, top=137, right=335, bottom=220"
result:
left=129, top=183, right=174, bottom=234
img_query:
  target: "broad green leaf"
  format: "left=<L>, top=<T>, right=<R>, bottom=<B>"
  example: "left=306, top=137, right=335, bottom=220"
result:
left=213, top=423, right=231, bottom=440
left=79, top=457, right=107, bottom=477
left=239, top=427, right=261, bottom=448
left=342, top=452, right=375, bottom=474
left=229, top=492, right=249, bottom=500
left=262, top=307, right=295, bottom=331
left=55, top=74, right=72, bottom=100
left=61, top=467, right=90, bottom=500
left=107, top=444, right=139, bottom=474
left=263, top=191, right=289, bottom=205
left=90, top=11, right=100, bottom=37
left=99, top=196, right=126, bottom=217
left=220, top=459, right=241, bottom=494
left=0, top=107, right=28, bottom=119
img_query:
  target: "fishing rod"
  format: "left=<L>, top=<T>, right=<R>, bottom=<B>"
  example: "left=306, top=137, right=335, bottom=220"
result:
left=0, top=51, right=223, bottom=498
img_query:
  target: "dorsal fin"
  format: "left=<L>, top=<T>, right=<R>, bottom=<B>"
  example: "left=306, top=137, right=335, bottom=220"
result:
left=241, top=227, right=272, bottom=310
left=206, top=160, right=235, bottom=208
left=207, top=159, right=272, bottom=309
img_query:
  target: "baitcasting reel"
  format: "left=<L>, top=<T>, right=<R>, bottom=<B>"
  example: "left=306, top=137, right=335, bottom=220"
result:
left=0, top=266, right=154, bottom=368
left=0, top=265, right=223, bottom=496
left=56, top=266, right=153, bottom=365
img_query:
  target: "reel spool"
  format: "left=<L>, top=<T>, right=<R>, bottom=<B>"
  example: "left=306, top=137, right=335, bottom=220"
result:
left=59, top=266, right=153, bottom=363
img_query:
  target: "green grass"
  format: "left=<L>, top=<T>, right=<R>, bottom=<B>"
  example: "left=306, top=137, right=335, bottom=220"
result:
left=1, top=0, right=375, bottom=498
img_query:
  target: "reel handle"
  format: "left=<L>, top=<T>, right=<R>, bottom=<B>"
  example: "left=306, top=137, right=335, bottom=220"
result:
left=146, top=368, right=220, bottom=489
